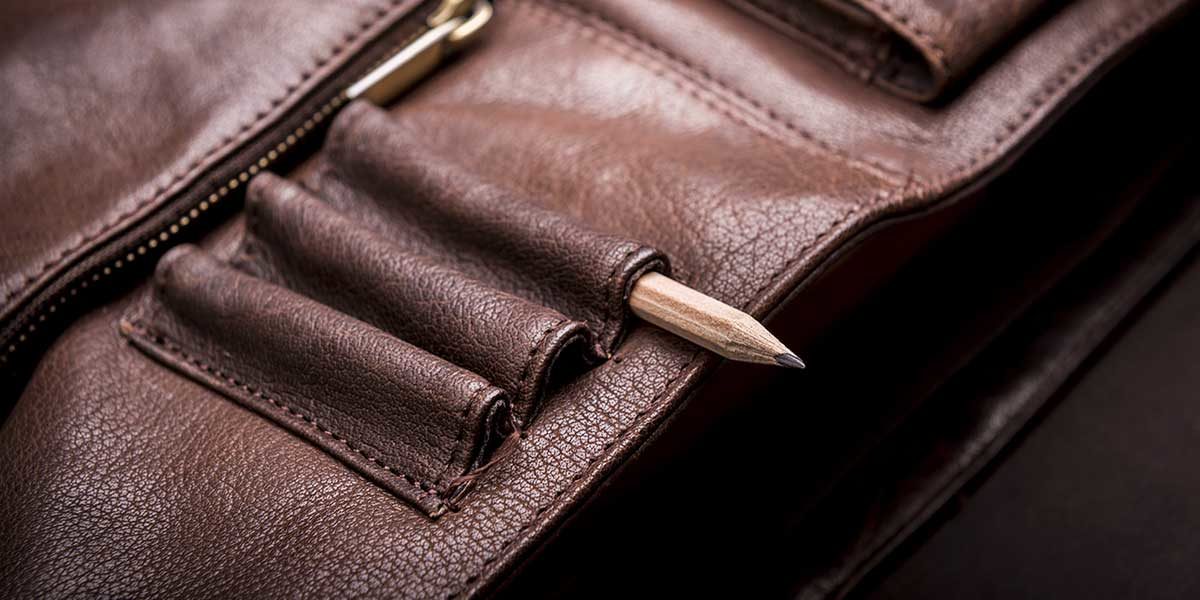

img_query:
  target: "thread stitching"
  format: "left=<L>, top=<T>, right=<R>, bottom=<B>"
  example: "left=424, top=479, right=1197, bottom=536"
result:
left=857, top=0, right=949, bottom=71
left=444, top=0, right=1175, bottom=573
left=449, top=349, right=702, bottom=598
left=751, top=195, right=884, bottom=304
left=744, top=0, right=877, bottom=78
left=597, top=245, right=645, bottom=347
left=521, top=0, right=905, bottom=182
left=124, top=319, right=448, bottom=506
left=447, top=184, right=892, bottom=597
left=191, top=187, right=481, bottom=491
left=923, top=0, right=1173, bottom=194
left=448, top=0, right=1180, bottom=590
left=1, top=0, right=408, bottom=307
left=518, top=318, right=572, bottom=395
left=744, top=0, right=929, bottom=96
left=438, top=385, right=493, bottom=486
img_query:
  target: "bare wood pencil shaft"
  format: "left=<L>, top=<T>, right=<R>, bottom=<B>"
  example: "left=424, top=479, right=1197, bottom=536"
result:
left=629, top=272, right=804, bottom=368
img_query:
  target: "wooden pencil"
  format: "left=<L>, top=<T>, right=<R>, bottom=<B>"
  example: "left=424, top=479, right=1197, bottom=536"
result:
left=629, top=272, right=805, bottom=369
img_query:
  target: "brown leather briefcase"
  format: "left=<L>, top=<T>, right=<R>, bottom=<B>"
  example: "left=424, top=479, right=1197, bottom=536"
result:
left=2, top=0, right=1197, bottom=596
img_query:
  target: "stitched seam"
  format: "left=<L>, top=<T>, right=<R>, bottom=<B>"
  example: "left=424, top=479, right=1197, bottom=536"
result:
left=449, top=0, right=1172, bottom=593
left=857, top=0, right=949, bottom=72
left=544, top=0, right=903, bottom=180
left=439, top=385, right=493, bottom=486
left=449, top=0, right=1180, bottom=589
left=1, top=0, right=409, bottom=308
left=448, top=348, right=703, bottom=599
left=233, top=183, right=479, bottom=488
left=744, top=0, right=877, bottom=80
left=749, top=194, right=886, bottom=304
left=923, top=0, right=1175, bottom=195
left=750, top=0, right=930, bottom=98
left=447, top=188, right=892, bottom=598
left=124, top=320, right=448, bottom=505
left=516, top=0, right=905, bottom=183
left=518, top=318, right=573, bottom=396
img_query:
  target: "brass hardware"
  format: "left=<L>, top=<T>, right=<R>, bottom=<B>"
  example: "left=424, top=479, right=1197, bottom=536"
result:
left=346, top=0, right=493, bottom=106
left=345, top=0, right=494, bottom=106
left=447, top=1, right=493, bottom=45
left=426, top=0, right=474, bottom=27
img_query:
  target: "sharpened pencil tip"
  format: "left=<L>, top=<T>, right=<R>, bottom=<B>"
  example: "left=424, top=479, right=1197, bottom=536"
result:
left=775, top=352, right=806, bottom=370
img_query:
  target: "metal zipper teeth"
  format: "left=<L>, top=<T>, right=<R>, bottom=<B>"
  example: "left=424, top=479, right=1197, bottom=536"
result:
left=0, top=17, right=438, bottom=368
left=0, top=92, right=347, bottom=366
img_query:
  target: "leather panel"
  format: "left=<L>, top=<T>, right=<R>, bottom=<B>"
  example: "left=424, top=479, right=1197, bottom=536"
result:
left=311, top=101, right=672, bottom=355
left=569, top=0, right=1184, bottom=180
left=118, top=118, right=684, bottom=508
left=734, top=0, right=1049, bottom=101
left=240, top=174, right=592, bottom=423
left=122, top=246, right=509, bottom=516
left=0, top=0, right=424, bottom=325
left=0, top=0, right=1191, bottom=597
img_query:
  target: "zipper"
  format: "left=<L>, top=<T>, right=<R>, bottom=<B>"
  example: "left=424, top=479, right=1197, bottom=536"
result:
left=0, top=0, right=493, bottom=373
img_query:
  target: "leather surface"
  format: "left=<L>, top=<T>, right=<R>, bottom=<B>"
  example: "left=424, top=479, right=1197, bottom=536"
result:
left=0, top=0, right=1193, bottom=597
left=565, top=0, right=1183, bottom=180
left=118, top=147, right=672, bottom=503
left=491, top=38, right=1200, bottom=594
left=310, top=102, right=669, bottom=359
left=0, top=0, right=423, bottom=328
left=733, top=0, right=1049, bottom=101
left=123, top=245, right=510, bottom=515
left=238, top=174, right=595, bottom=423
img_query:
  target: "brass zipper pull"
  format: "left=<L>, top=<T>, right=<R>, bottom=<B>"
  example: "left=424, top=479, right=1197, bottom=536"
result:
left=346, top=0, right=493, bottom=106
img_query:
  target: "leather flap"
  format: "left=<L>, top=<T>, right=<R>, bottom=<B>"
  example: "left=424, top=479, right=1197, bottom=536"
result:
left=736, top=0, right=1049, bottom=101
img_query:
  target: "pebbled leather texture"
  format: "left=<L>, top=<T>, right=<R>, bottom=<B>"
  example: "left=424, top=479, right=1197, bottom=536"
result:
left=122, top=245, right=510, bottom=516
left=0, top=0, right=1194, bottom=597
left=311, top=101, right=670, bottom=357
left=238, top=173, right=598, bottom=423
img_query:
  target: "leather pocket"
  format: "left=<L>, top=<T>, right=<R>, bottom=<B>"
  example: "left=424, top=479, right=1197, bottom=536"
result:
left=737, top=0, right=1048, bottom=101
left=120, top=100, right=671, bottom=515
left=122, top=247, right=509, bottom=517
left=238, top=174, right=594, bottom=422
left=310, top=101, right=669, bottom=355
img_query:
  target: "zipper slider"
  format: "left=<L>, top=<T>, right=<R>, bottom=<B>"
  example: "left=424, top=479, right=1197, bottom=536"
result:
left=346, top=0, right=493, bottom=106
